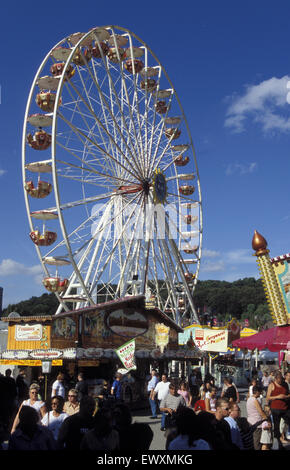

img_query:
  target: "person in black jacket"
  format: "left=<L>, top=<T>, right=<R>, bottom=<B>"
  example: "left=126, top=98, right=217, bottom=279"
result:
left=75, top=372, right=88, bottom=401
left=57, top=395, right=96, bottom=450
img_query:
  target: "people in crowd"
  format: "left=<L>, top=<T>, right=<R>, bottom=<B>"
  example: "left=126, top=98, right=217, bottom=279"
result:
left=212, top=397, right=238, bottom=450
left=224, top=402, right=244, bottom=449
left=266, top=370, right=290, bottom=449
left=177, top=381, right=192, bottom=407
left=199, top=380, right=212, bottom=400
left=221, top=377, right=240, bottom=403
left=189, top=369, right=199, bottom=397
left=80, top=406, right=119, bottom=451
left=159, top=382, right=186, bottom=435
left=222, top=377, right=237, bottom=403
left=0, top=369, right=17, bottom=432
left=8, top=406, right=56, bottom=450
left=235, top=416, right=255, bottom=450
left=152, top=373, right=170, bottom=431
left=96, top=380, right=112, bottom=407
left=11, top=383, right=46, bottom=433
left=112, top=402, right=153, bottom=451
left=111, top=373, right=123, bottom=402
left=261, top=371, right=271, bottom=394
left=147, top=369, right=159, bottom=419
left=15, top=370, right=29, bottom=404
left=284, top=370, right=290, bottom=392
left=167, top=406, right=211, bottom=450
left=41, top=395, right=68, bottom=441
left=75, top=372, right=89, bottom=401
left=204, top=386, right=218, bottom=414
left=246, top=385, right=267, bottom=450
left=63, top=388, right=80, bottom=416
left=51, top=372, right=66, bottom=399
left=57, top=395, right=96, bottom=450
left=260, top=404, right=273, bottom=450
left=36, top=373, right=46, bottom=401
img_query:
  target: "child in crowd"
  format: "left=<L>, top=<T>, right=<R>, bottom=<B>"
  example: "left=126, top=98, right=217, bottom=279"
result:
left=260, top=405, right=273, bottom=450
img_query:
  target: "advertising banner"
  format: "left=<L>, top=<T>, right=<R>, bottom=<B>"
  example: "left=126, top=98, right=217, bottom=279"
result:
left=179, top=326, right=228, bottom=352
left=15, top=324, right=42, bottom=341
left=0, top=359, right=62, bottom=366
left=155, top=323, right=170, bottom=353
left=115, top=338, right=137, bottom=371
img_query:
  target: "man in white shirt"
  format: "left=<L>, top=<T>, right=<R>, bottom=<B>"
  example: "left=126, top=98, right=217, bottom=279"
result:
left=153, top=374, right=170, bottom=431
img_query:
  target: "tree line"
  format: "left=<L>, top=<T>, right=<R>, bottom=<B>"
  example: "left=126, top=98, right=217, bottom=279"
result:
left=2, top=277, right=272, bottom=330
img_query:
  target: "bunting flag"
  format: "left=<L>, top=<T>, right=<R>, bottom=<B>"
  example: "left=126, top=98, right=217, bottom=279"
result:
left=115, top=338, right=137, bottom=371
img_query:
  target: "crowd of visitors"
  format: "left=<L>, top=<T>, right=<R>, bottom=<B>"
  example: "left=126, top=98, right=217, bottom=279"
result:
left=0, top=365, right=289, bottom=451
left=146, top=366, right=290, bottom=451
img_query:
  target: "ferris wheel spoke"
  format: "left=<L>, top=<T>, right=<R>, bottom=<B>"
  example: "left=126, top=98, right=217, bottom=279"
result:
left=23, top=26, right=202, bottom=318
left=55, top=151, right=137, bottom=187
left=85, top=191, right=140, bottom=285
left=62, top=80, right=117, bottom=177
left=89, top=191, right=143, bottom=293
left=58, top=99, right=135, bottom=183
left=143, top=67, right=162, bottom=176
left=147, top=88, right=174, bottom=178
left=57, top=111, right=141, bottom=182
left=156, top=238, right=179, bottom=318
left=64, top=77, right=119, bottom=177
left=75, top=49, right=145, bottom=178
left=163, top=218, right=199, bottom=322
left=56, top=139, right=134, bottom=187
left=116, top=195, right=146, bottom=297
left=104, top=34, right=144, bottom=171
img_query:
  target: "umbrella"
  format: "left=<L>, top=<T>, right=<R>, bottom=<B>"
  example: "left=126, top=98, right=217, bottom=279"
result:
left=232, top=325, right=290, bottom=352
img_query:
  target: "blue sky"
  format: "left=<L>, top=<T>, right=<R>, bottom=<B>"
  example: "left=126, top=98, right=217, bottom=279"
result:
left=1, top=0, right=290, bottom=308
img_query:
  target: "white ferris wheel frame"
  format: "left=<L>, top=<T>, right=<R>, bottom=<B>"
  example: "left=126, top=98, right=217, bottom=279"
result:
left=22, top=25, right=203, bottom=324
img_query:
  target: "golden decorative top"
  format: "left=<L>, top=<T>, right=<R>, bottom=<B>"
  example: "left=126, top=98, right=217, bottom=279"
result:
left=252, top=230, right=269, bottom=256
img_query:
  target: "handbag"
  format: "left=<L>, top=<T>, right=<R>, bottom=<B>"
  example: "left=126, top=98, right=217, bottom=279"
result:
left=165, top=412, right=177, bottom=429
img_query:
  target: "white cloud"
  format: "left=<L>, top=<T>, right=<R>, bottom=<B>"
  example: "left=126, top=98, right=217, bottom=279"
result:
left=226, top=162, right=257, bottom=176
left=202, top=249, right=221, bottom=258
left=224, top=249, right=254, bottom=264
left=200, top=248, right=254, bottom=275
left=0, top=259, right=42, bottom=284
left=200, top=260, right=225, bottom=273
left=225, top=75, right=290, bottom=133
left=0, top=169, right=6, bottom=176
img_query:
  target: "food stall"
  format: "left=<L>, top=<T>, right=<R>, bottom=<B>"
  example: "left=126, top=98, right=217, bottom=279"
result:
left=0, top=295, right=185, bottom=401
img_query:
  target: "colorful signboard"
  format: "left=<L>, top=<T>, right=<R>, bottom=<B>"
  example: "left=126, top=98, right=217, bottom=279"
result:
left=179, top=326, right=228, bottom=352
left=15, top=324, right=42, bottom=341
left=155, top=323, right=170, bottom=353
left=0, top=359, right=62, bottom=366
left=115, top=338, right=137, bottom=371
left=272, top=258, right=290, bottom=319
left=106, top=308, right=148, bottom=338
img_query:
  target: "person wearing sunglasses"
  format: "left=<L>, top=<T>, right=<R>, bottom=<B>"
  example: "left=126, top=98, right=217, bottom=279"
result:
left=212, top=398, right=239, bottom=450
left=63, top=389, right=80, bottom=416
left=11, top=383, right=46, bottom=434
left=41, top=395, right=68, bottom=441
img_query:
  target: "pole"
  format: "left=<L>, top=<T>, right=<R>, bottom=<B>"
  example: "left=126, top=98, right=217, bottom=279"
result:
left=44, top=374, right=48, bottom=402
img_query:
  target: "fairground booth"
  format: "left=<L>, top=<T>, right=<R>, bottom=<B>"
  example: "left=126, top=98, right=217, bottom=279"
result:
left=0, top=295, right=204, bottom=401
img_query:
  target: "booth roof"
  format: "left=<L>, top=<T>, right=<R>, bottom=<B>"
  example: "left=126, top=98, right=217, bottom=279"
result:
left=0, top=295, right=183, bottom=333
left=233, top=325, right=290, bottom=352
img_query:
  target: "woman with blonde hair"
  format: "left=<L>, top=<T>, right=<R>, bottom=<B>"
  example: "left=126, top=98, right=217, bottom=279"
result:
left=11, top=383, right=46, bottom=433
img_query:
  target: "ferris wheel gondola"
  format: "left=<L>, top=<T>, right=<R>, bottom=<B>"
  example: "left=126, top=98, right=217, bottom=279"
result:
left=22, top=25, right=203, bottom=323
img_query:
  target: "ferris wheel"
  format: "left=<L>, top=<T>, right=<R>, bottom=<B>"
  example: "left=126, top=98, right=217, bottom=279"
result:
left=22, top=25, right=203, bottom=324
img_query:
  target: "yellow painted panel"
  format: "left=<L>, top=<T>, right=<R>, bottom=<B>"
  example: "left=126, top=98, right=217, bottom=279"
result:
left=7, top=325, right=51, bottom=350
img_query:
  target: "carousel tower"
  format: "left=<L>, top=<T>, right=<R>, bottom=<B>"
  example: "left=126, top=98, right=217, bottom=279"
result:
left=252, top=230, right=288, bottom=326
